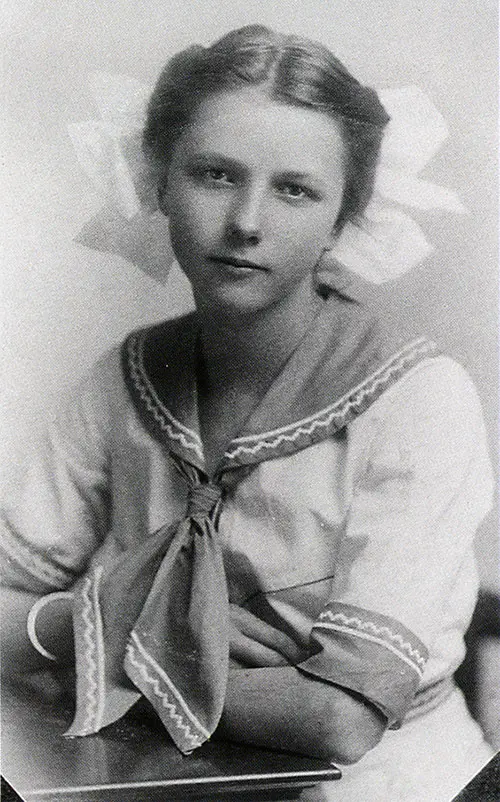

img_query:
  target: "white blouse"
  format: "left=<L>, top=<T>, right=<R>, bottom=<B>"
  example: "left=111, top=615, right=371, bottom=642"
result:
left=1, top=316, right=494, bottom=801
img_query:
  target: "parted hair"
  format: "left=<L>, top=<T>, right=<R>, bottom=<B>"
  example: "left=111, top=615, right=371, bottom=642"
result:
left=143, top=25, right=390, bottom=233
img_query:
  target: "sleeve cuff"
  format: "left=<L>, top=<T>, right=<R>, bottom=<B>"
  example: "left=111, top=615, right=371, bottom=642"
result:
left=0, top=516, right=78, bottom=592
left=297, top=602, right=428, bottom=726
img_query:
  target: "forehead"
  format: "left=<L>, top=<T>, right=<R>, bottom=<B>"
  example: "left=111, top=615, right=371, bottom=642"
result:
left=173, top=87, right=346, bottom=176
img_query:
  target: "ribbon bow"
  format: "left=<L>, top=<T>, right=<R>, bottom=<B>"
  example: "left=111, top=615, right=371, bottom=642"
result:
left=68, top=457, right=232, bottom=753
left=69, top=74, right=465, bottom=286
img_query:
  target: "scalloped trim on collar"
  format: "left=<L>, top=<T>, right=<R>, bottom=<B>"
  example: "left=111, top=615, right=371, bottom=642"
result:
left=121, top=304, right=439, bottom=472
left=225, top=337, right=437, bottom=466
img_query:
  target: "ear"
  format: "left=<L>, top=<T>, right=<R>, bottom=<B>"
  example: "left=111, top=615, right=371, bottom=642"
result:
left=326, top=220, right=342, bottom=249
left=157, top=184, right=169, bottom=217
left=315, top=247, right=374, bottom=303
left=316, top=247, right=350, bottom=289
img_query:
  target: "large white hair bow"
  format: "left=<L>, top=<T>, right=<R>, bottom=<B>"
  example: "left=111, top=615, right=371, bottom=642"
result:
left=68, top=73, right=465, bottom=285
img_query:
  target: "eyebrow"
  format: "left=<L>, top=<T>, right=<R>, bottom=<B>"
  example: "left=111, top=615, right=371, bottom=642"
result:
left=276, top=171, right=325, bottom=187
left=187, top=152, right=244, bottom=171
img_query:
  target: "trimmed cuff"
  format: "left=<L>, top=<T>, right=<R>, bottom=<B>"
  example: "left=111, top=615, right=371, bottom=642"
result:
left=297, top=602, right=428, bottom=726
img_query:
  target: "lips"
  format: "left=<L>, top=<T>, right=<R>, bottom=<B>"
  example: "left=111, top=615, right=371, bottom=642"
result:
left=208, top=255, right=268, bottom=271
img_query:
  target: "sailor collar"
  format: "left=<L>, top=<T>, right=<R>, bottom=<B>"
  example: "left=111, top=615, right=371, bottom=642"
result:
left=122, top=294, right=438, bottom=473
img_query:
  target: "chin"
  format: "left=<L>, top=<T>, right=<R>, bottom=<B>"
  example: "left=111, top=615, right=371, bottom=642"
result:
left=195, top=286, right=279, bottom=317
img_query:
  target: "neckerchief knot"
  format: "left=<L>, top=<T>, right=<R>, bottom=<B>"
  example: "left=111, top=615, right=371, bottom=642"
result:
left=187, top=482, right=222, bottom=518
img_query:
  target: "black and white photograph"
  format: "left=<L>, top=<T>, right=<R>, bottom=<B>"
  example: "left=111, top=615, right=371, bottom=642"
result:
left=1, top=2, right=498, bottom=800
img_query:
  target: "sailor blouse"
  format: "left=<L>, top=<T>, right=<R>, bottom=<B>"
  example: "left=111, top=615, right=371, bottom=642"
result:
left=1, top=312, right=492, bottom=740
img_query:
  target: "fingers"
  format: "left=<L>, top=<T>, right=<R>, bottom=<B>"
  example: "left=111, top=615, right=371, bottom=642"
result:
left=229, top=604, right=303, bottom=666
left=229, top=657, right=247, bottom=670
left=229, top=630, right=290, bottom=667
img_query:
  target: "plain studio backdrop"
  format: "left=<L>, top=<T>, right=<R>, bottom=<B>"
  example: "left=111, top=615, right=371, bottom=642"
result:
left=2, top=0, right=497, bottom=591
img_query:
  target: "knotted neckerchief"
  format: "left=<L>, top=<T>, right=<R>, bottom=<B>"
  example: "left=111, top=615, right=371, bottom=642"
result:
left=66, top=295, right=439, bottom=753
left=68, top=455, right=246, bottom=752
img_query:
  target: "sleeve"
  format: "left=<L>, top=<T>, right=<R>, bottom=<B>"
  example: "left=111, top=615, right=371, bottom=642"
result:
left=297, top=356, right=494, bottom=726
left=0, top=355, right=116, bottom=594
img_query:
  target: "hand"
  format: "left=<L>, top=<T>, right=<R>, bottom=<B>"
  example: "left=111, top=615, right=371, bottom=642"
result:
left=229, top=604, right=303, bottom=668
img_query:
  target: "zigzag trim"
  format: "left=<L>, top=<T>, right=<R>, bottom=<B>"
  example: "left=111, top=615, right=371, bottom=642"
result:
left=225, top=338, right=436, bottom=460
left=125, top=633, right=205, bottom=751
left=0, top=515, right=76, bottom=589
left=316, top=609, right=426, bottom=674
left=80, top=568, right=105, bottom=733
left=126, top=332, right=204, bottom=460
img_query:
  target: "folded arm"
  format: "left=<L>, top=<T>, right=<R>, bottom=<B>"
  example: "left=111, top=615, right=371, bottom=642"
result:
left=218, top=665, right=386, bottom=765
left=217, top=602, right=386, bottom=765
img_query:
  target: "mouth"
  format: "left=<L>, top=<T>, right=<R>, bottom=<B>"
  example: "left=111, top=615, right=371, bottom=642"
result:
left=208, top=255, right=268, bottom=272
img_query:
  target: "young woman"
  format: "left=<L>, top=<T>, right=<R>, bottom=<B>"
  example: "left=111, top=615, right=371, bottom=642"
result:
left=1, top=25, right=494, bottom=801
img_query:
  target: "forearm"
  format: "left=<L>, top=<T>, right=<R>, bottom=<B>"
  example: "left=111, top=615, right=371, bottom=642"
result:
left=216, top=666, right=386, bottom=765
left=1, top=586, right=74, bottom=676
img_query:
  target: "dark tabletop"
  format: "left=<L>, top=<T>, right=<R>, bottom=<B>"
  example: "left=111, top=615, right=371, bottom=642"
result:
left=1, top=674, right=340, bottom=802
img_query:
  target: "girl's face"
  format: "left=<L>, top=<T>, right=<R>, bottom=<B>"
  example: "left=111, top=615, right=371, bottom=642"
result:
left=161, top=87, right=346, bottom=315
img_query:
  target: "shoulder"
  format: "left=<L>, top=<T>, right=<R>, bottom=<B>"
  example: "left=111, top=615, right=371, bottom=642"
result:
left=336, top=297, right=484, bottom=430
left=378, top=354, right=477, bottom=405
left=359, top=353, right=483, bottom=424
left=50, top=316, right=187, bottom=442
left=351, top=353, right=490, bottom=477
left=378, top=354, right=482, bottom=414
left=61, top=344, right=123, bottom=423
left=67, top=313, right=196, bottom=408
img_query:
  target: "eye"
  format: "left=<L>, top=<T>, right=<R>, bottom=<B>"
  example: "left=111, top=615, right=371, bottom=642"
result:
left=280, top=183, right=306, bottom=197
left=276, top=182, right=319, bottom=201
left=203, top=167, right=233, bottom=184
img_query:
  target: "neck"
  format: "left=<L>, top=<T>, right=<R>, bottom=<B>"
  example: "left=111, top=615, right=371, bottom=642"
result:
left=195, top=282, right=324, bottom=393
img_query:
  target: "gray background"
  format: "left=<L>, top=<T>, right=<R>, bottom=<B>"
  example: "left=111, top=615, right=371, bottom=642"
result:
left=2, top=0, right=497, bottom=589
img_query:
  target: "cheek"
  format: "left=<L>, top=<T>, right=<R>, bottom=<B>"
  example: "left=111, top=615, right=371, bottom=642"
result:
left=279, top=200, right=340, bottom=240
left=167, top=203, right=201, bottom=255
left=279, top=216, right=333, bottom=261
left=169, top=194, right=224, bottom=245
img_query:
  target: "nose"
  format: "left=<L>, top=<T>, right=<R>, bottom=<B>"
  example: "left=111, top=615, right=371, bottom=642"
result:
left=226, top=185, right=264, bottom=245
